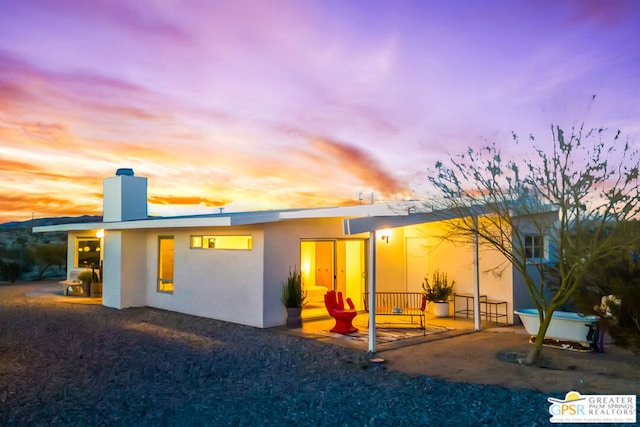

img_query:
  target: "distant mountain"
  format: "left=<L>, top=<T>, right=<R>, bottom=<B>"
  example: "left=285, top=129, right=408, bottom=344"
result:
left=0, top=215, right=103, bottom=230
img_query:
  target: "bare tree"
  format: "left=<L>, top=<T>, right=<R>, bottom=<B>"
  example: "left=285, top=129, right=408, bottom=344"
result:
left=426, top=123, right=640, bottom=364
left=32, top=243, right=67, bottom=280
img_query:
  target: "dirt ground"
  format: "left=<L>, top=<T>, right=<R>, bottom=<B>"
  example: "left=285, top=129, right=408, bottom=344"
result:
left=5, top=281, right=639, bottom=396
left=379, top=327, right=640, bottom=395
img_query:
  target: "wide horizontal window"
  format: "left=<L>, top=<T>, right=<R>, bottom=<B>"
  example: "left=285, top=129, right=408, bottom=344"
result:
left=190, top=235, right=252, bottom=250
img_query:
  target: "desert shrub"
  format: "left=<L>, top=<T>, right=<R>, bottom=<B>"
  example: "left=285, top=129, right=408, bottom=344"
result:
left=572, top=248, right=640, bottom=349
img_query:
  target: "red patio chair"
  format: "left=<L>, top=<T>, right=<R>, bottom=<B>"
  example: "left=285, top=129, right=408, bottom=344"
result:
left=324, top=290, right=358, bottom=334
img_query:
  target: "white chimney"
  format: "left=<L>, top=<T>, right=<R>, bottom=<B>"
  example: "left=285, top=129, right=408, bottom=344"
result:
left=103, top=168, right=148, bottom=222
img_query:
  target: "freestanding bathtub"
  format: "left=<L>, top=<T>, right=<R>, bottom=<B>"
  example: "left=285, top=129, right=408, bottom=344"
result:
left=514, top=308, right=598, bottom=344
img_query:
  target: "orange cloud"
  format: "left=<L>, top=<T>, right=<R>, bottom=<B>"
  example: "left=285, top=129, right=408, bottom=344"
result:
left=0, top=119, right=79, bottom=151
left=148, top=195, right=229, bottom=207
left=0, top=158, right=49, bottom=175
left=308, top=137, right=407, bottom=196
left=0, top=192, right=102, bottom=223
left=272, top=191, right=362, bottom=209
left=0, top=153, right=105, bottom=188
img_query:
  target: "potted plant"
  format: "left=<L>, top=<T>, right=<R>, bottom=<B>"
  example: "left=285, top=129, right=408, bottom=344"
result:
left=77, top=270, right=93, bottom=297
left=281, top=266, right=306, bottom=328
left=422, top=269, right=455, bottom=317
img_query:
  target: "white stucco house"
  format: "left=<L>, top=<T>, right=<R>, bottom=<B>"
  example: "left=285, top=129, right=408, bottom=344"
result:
left=34, top=170, right=550, bottom=336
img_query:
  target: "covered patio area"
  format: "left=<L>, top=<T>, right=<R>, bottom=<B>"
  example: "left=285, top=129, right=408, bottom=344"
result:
left=295, top=310, right=510, bottom=351
left=342, top=206, right=512, bottom=353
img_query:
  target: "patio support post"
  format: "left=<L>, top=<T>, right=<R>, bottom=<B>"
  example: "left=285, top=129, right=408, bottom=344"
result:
left=368, top=231, right=377, bottom=354
left=473, top=216, right=481, bottom=331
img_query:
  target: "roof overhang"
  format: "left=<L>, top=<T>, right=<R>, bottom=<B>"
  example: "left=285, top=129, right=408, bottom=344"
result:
left=342, top=202, right=560, bottom=234
left=343, top=204, right=494, bottom=234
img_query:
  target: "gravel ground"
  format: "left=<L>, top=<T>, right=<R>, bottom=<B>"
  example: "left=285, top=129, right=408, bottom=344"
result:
left=0, top=287, right=633, bottom=426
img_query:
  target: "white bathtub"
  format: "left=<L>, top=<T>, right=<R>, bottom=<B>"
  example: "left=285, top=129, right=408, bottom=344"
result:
left=515, top=308, right=598, bottom=344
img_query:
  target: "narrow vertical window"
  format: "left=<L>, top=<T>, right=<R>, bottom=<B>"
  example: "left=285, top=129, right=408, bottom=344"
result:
left=158, top=236, right=174, bottom=293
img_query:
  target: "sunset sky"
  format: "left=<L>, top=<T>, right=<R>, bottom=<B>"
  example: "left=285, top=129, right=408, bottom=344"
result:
left=1, top=0, right=639, bottom=223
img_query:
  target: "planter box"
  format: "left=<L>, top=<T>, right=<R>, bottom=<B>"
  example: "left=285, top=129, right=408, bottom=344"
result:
left=432, top=302, right=450, bottom=318
left=91, top=282, right=103, bottom=298
left=286, top=307, right=302, bottom=328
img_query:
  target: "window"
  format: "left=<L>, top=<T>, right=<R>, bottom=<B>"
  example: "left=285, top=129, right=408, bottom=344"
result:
left=524, top=234, right=546, bottom=260
left=190, top=235, right=252, bottom=250
left=76, top=237, right=101, bottom=268
left=158, top=236, right=174, bottom=293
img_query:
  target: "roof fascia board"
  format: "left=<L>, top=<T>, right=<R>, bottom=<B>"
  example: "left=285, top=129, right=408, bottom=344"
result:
left=34, top=216, right=233, bottom=233
left=33, top=222, right=106, bottom=233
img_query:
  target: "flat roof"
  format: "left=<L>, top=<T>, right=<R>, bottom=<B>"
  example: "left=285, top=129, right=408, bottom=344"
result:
left=34, top=200, right=558, bottom=234
left=32, top=202, right=412, bottom=233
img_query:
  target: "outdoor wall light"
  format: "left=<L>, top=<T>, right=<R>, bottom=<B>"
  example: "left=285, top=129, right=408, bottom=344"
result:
left=96, top=229, right=105, bottom=238
left=378, top=229, right=392, bottom=243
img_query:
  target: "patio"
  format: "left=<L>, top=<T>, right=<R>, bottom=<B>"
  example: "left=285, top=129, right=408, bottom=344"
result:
left=24, top=281, right=103, bottom=305
left=296, top=308, right=509, bottom=351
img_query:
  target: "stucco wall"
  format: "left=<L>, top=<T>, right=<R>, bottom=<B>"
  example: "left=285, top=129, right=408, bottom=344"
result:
left=374, top=227, right=406, bottom=292
left=262, top=218, right=355, bottom=328
left=403, top=222, right=514, bottom=322
left=103, top=218, right=360, bottom=329
left=144, top=227, right=265, bottom=328
left=512, top=266, right=541, bottom=318
left=97, top=211, right=537, bottom=327
left=403, top=223, right=475, bottom=292
left=511, top=211, right=559, bottom=320
left=120, top=230, right=147, bottom=307
left=102, top=230, right=147, bottom=308
left=102, top=230, right=123, bottom=308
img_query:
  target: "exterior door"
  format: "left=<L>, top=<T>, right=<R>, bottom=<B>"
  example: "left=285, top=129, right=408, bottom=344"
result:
left=314, top=241, right=334, bottom=289
left=300, top=239, right=366, bottom=312
left=300, top=240, right=335, bottom=292
left=338, top=239, right=366, bottom=310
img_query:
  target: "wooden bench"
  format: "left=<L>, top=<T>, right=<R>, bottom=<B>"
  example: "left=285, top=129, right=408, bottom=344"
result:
left=363, top=292, right=427, bottom=334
